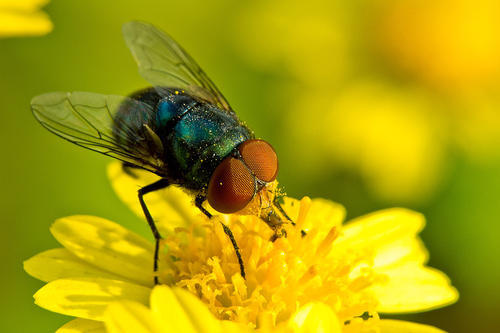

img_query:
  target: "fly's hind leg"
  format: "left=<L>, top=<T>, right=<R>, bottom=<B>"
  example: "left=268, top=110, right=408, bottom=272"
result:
left=138, top=178, right=170, bottom=284
left=195, top=194, right=246, bottom=279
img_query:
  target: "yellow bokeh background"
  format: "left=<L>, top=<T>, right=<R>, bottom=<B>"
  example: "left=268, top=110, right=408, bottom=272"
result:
left=1, top=0, right=499, bottom=332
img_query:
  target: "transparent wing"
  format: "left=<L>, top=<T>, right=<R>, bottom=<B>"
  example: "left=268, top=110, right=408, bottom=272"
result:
left=123, top=21, right=233, bottom=111
left=31, top=91, right=163, bottom=174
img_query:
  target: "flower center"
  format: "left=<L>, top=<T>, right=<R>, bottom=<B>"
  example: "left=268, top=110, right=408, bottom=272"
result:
left=158, top=197, right=380, bottom=328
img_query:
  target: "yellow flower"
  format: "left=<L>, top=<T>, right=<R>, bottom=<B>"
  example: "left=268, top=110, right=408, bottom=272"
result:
left=101, top=286, right=449, bottom=333
left=25, top=162, right=458, bottom=332
left=0, top=0, right=52, bottom=37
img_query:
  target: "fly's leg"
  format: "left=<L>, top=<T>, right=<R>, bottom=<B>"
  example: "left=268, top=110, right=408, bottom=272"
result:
left=272, top=196, right=294, bottom=225
left=195, top=195, right=246, bottom=279
left=272, top=196, right=307, bottom=237
left=138, top=178, right=170, bottom=284
left=194, top=194, right=213, bottom=218
left=220, top=224, right=246, bottom=279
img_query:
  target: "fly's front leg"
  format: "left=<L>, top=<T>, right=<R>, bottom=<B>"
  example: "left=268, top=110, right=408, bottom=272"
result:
left=138, top=178, right=170, bottom=284
left=272, top=196, right=294, bottom=225
left=272, top=196, right=307, bottom=237
left=261, top=209, right=287, bottom=242
left=195, top=194, right=246, bottom=279
left=195, top=194, right=213, bottom=218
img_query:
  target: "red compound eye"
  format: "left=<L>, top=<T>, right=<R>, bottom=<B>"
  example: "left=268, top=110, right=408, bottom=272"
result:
left=238, top=139, right=278, bottom=182
left=207, top=157, right=256, bottom=214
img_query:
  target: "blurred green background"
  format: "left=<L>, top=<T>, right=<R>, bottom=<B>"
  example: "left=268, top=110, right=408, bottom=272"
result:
left=1, top=0, right=499, bottom=332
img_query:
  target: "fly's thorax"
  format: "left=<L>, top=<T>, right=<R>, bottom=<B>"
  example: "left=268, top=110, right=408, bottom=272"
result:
left=155, top=91, right=198, bottom=128
left=114, top=86, right=253, bottom=189
left=186, top=128, right=253, bottom=189
left=168, top=104, right=253, bottom=189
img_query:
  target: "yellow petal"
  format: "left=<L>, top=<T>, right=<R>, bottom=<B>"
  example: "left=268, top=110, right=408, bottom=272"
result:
left=302, top=198, right=345, bottom=235
left=288, top=302, right=342, bottom=333
left=220, top=321, right=251, bottom=332
left=34, top=278, right=151, bottom=321
left=51, top=215, right=154, bottom=286
left=105, top=301, right=160, bottom=333
left=335, top=208, right=427, bottom=264
left=373, top=237, right=428, bottom=269
left=104, top=293, right=247, bottom=333
left=150, top=286, right=222, bottom=333
left=107, top=162, right=200, bottom=232
left=56, top=318, right=106, bottom=333
left=372, top=263, right=459, bottom=313
left=24, top=248, right=123, bottom=282
left=338, top=208, right=425, bottom=249
left=378, top=319, right=446, bottom=333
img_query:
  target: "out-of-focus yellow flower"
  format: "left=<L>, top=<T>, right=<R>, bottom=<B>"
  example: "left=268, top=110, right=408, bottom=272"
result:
left=370, top=0, right=500, bottom=162
left=0, top=0, right=52, bottom=37
left=373, top=0, right=500, bottom=92
left=287, top=80, right=447, bottom=202
left=24, top=162, right=457, bottom=332
left=236, top=0, right=352, bottom=85
left=236, top=0, right=500, bottom=203
left=451, top=92, right=500, bottom=160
